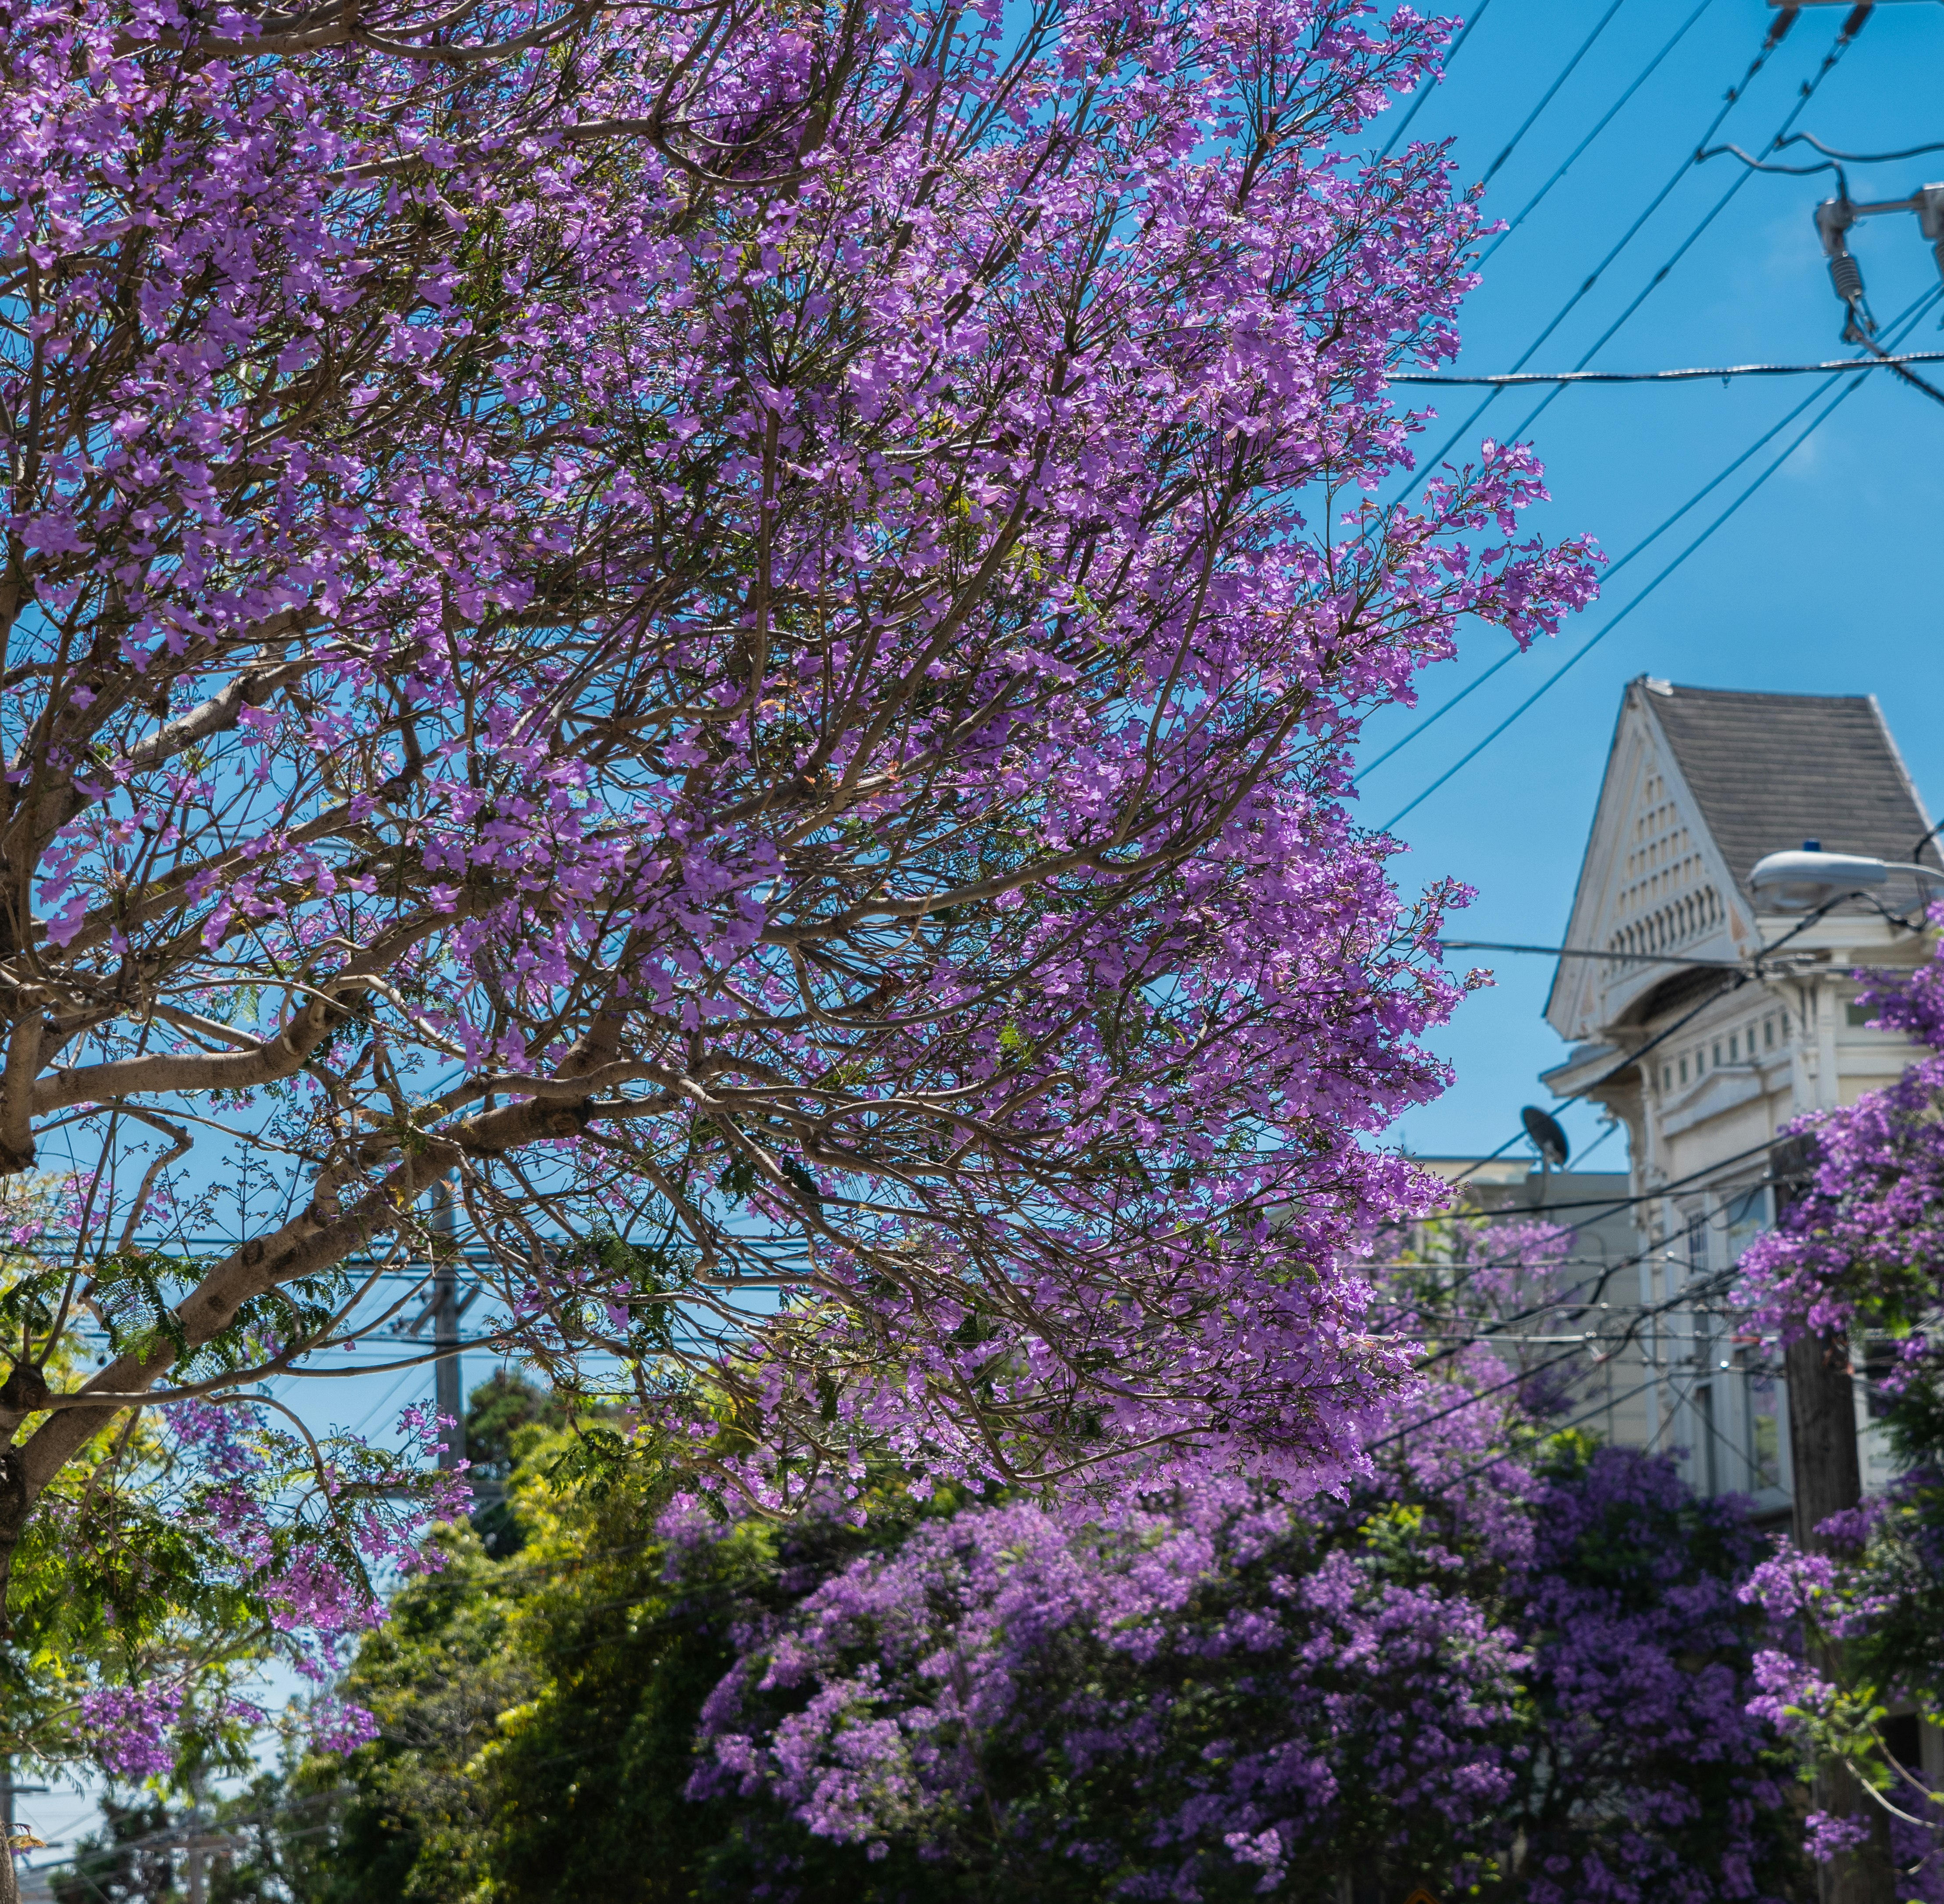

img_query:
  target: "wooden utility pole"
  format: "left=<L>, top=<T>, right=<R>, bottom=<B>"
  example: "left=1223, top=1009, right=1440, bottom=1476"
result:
left=1786, top=1328, right=1894, bottom=1904
left=431, top=1175, right=467, bottom=1475
left=185, top=1766, right=206, bottom=1904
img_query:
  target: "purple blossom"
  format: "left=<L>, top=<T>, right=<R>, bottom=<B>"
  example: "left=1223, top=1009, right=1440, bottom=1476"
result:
left=80, top=1686, right=184, bottom=1783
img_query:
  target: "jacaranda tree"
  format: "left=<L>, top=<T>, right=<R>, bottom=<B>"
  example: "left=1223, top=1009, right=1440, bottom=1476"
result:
left=0, top=0, right=1598, bottom=1802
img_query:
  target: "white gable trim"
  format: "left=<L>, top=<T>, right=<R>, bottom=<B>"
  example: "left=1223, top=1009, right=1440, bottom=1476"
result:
left=1546, top=681, right=1754, bottom=1044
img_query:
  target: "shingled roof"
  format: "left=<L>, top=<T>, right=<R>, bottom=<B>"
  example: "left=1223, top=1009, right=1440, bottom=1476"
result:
left=1644, top=681, right=1938, bottom=895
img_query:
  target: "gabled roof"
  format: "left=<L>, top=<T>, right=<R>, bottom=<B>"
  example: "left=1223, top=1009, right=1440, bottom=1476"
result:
left=1544, top=679, right=1939, bottom=1045
left=1646, top=681, right=1938, bottom=891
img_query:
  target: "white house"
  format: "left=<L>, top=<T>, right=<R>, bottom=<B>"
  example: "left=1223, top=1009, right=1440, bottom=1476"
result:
left=1540, top=677, right=1941, bottom=1518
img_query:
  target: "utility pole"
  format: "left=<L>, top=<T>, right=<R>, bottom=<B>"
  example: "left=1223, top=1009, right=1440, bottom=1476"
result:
left=1777, top=1139, right=1894, bottom=1904
left=185, top=1765, right=206, bottom=1904
left=431, top=1174, right=466, bottom=1474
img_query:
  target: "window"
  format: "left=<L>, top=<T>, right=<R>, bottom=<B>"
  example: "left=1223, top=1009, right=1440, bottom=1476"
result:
left=1679, top=1056, right=1689, bottom=1084
left=1847, top=1001, right=1875, bottom=1028
left=1765, top=1018, right=1775, bottom=1050
left=1780, top=1009, right=1790, bottom=1039
left=1729, top=1032, right=1739, bottom=1062
left=1712, top=1040, right=1722, bottom=1067
left=1662, top=1064, right=1672, bottom=1092
left=1694, top=1383, right=1719, bottom=1496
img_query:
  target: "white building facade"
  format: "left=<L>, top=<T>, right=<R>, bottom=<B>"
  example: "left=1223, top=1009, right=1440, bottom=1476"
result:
left=1541, top=677, right=1940, bottom=1520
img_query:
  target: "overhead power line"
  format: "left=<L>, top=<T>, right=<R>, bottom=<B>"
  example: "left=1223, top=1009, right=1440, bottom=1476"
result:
left=1775, top=129, right=1944, bottom=163
left=1440, top=939, right=1746, bottom=969
left=1361, top=282, right=1940, bottom=782
left=1376, top=0, right=1498, bottom=162
left=1392, top=351, right=1944, bottom=385
left=1436, top=9, right=1872, bottom=483
left=1475, top=0, right=1721, bottom=271
left=1394, top=8, right=1828, bottom=501
left=1373, top=283, right=1943, bottom=830
left=1480, top=0, right=1629, bottom=184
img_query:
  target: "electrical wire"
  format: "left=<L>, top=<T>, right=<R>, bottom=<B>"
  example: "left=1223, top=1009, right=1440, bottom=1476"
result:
left=1441, top=858, right=1845, bottom=1239
left=1391, top=350, right=1944, bottom=383
left=1699, top=139, right=1848, bottom=178
left=1439, top=1132, right=1779, bottom=1223
left=1480, top=0, right=1630, bottom=185
left=1473, top=0, right=1720, bottom=270
left=1363, top=291, right=1939, bottom=780
left=1393, top=9, right=1822, bottom=501
left=1440, top=938, right=1746, bottom=968
left=1846, top=312, right=1944, bottom=408
left=1376, top=284, right=1944, bottom=831
left=1399, top=898, right=1852, bottom=1300
left=1376, top=0, right=1498, bottom=162
left=1433, top=9, right=1872, bottom=482
left=1365, top=365, right=1833, bottom=779
left=1367, top=1242, right=1743, bottom=1446
left=1441, top=1127, right=1528, bottom=1185
left=1778, top=129, right=1944, bottom=164
left=1378, top=1136, right=1786, bottom=1352
left=1355, top=645, right=1524, bottom=773
left=1408, top=1149, right=1787, bottom=1357
left=1359, top=23, right=1883, bottom=781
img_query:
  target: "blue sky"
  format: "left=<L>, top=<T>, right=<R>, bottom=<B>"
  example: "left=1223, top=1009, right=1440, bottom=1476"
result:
left=1353, top=0, right=1944, bottom=1165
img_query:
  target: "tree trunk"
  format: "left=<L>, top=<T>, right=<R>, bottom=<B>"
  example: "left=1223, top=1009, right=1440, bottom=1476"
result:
left=1786, top=1329, right=1896, bottom=1904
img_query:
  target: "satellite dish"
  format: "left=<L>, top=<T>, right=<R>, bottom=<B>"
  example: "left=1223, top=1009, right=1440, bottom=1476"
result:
left=1521, top=1105, right=1570, bottom=1170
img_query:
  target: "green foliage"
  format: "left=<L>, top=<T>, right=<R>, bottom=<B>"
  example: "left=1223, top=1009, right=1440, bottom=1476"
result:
left=218, top=1415, right=946, bottom=1903
left=462, top=1374, right=572, bottom=1559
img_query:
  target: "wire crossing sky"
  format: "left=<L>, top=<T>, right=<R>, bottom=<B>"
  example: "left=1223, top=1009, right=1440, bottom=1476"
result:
left=1354, top=0, right=1944, bottom=1161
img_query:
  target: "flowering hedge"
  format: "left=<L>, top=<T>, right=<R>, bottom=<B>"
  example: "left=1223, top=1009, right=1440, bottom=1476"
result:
left=687, top=1444, right=1801, bottom=1900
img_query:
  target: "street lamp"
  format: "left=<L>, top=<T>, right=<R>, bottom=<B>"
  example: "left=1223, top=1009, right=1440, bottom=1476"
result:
left=1749, top=841, right=1944, bottom=912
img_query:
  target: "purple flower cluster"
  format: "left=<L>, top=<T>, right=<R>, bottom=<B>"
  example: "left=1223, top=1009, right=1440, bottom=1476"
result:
left=686, top=1411, right=1797, bottom=1899
left=78, top=1685, right=184, bottom=1784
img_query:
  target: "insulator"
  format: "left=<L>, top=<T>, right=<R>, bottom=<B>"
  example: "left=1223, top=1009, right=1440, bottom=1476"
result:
left=1828, top=251, right=1865, bottom=305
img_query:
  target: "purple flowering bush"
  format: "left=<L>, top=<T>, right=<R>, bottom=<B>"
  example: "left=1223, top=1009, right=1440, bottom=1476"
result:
left=692, top=1482, right=1523, bottom=1898
left=1501, top=1442, right=1799, bottom=1904
left=686, top=1441, right=1802, bottom=1901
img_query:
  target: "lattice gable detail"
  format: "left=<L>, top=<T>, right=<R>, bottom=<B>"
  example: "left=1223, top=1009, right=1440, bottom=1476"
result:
left=1548, top=690, right=1746, bottom=1043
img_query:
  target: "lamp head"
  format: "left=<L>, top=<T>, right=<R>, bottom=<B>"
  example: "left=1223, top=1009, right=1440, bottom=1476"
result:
left=1749, top=844, right=1887, bottom=912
